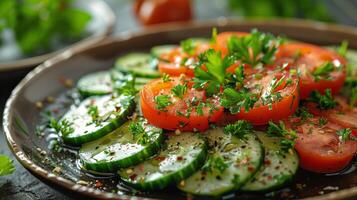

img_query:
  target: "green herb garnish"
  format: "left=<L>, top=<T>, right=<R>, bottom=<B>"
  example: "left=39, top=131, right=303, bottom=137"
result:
left=210, top=27, right=218, bottom=44
left=202, top=155, right=228, bottom=173
left=171, top=84, right=187, bottom=99
left=180, top=39, right=196, bottom=55
left=162, top=73, right=171, bottom=82
left=220, top=87, right=258, bottom=114
left=312, top=62, right=334, bottom=80
left=154, top=95, right=172, bottom=111
left=87, top=105, right=99, bottom=123
left=129, top=122, right=149, bottom=145
left=267, top=121, right=297, bottom=152
left=349, top=87, right=357, bottom=107
left=227, top=29, right=282, bottom=66
left=309, top=89, right=336, bottom=110
left=337, top=40, right=348, bottom=57
left=336, top=128, right=352, bottom=142
left=223, top=120, right=253, bottom=139
left=294, top=107, right=313, bottom=120
left=0, top=155, right=15, bottom=176
left=50, top=118, right=74, bottom=137
left=318, top=117, right=328, bottom=126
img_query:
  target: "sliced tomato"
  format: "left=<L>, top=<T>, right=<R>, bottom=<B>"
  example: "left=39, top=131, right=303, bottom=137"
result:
left=140, top=76, right=223, bottom=131
left=232, top=70, right=299, bottom=125
left=215, top=31, right=250, bottom=55
left=275, top=42, right=346, bottom=99
left=286, top=116, right=357, bottom=173
left=306, top=96, right=357, bottom=136
left=158, top=42, right=210, bottom=77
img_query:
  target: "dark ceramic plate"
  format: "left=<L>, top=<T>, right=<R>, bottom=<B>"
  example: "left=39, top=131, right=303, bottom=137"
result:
left=0, top=0, right=115, bottom=72
left=3, top=19, right=357, bottom=200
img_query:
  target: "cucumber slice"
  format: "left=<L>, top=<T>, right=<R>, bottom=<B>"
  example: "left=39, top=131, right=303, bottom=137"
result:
left=241, top=132, right=299, bottom=192
left=118, top=133, right=207, bottom=190
left=115, top=53, right=160, bottom=78
left=77, top=71, right=112, bottom=97
left=178, top=128, right=263, bottom=196
left=150, top=45, right=177, bottom=59
left=79, top=119, right=164, bottom=172
left=110, top=70, right=152, bottom=90
left=59, top=94, right=135, bottom=145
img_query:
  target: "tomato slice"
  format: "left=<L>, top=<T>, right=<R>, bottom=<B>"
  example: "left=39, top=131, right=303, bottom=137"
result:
left=231, top=70, right=299, bottom=125
left=286, top=116, right=357, bottom=173
left=158, top=42, right=210, bottom=77
left=215, top=32, right=250, bottom=55
left=140, top=76, right=224, bottom=131
left=306, top=96, right=357, bottom=136
left=275, top=42, right=346, bottom=99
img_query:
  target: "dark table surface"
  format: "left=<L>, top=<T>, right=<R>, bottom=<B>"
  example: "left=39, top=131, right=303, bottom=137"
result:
left=0, top=0, right=356, bottom=199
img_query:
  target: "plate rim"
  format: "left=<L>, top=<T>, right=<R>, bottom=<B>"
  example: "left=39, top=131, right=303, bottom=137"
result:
left=3, top=18, right=357, bottom=200
left=0, top=0, right=115, bottom=72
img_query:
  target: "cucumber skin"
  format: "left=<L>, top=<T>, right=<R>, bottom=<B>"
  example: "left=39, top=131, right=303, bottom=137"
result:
left=81, top=133, right=164, bottom=172
left=119, top=138, right=208, bottom=190
left=115, top=53, right=161, bottom=78
left=62, top=95, right=135, bottom=146
left=77, top=71, right=112, bottom=98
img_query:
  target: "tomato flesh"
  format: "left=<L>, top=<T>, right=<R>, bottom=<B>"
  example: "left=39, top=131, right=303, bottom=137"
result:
left=287, top=116, right=357, bottom=173
left=140, top=76, right=223, bottom=131
left=275, top=43, right=346, bottom=99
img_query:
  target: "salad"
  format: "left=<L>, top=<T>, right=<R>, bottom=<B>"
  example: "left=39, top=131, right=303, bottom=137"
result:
left=45, top=29, right=357, bottom=197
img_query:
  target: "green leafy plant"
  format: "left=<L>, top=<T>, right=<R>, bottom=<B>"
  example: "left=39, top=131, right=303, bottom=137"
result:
left=309, top=89, right=336, bottom=110
left=0, top=155, right=15, bottom=176
left=0, top=0, right=91, bottom=55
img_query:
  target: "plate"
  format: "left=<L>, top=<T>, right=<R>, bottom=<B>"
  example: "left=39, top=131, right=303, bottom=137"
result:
left=3, top=19, right=357, bottom=200
left=0, top=0, right=115, bottom=72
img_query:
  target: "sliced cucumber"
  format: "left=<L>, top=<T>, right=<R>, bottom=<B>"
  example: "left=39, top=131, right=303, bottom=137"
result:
left=178, top=128, right=263, bottom=196
left=77, top=71, right=112, bottom=97
left=110, top=70, right=152, bottom=91
left=118, top=133, right=207, bottom=190
left=150, top=45, right=177, bottom=59
left=79, top=119, right=164, bottom=172
left=59, top=94, right=135, bottom=145
left=115, top=53, right=160, bottom=78
left=242, top=132, right=299, bottom=192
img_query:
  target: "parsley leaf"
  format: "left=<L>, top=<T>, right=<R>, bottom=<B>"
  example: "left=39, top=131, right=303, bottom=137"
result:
left=180, top=39, right=196, bottom=55
left=223, top=120, right=253, bottom=139
left=220, top=87, right=258, bottom=114
left=87, top=105, right=99, bottom=124
left=309, top=89, right=336, bottom=110
left=312, top=62, right=334, bottom=80
left=112, top=74, right=138, bottom=96
left=336, top=128, right=352, bottom=142
left=50, top=118, right=74, bottom=137
left=154, top=95, right=172, bottom=111
left=171, top=84, right=187, bottom=99
left=318, top=117, right=328, bottom=126
left=337, top=40, right=348, bottom=57
left=129, top=121, right=149, bottom=145
left=0, top=155, right=15, bottom=176
left=294, top=107, right=313, bottom=120
left=267, top=121, right=297, bottom=152
left=162, top=73, right=171, bottom=82
left=210, top=27, right=218, bottom=44
left=227, top=29, right=282, bottom=66
left=202, top=155, right=228, bottom=173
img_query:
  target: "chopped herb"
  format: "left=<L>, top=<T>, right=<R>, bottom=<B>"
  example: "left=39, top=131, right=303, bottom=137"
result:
left=162, top=73, right=171, bottom=82
left=223, top=120, right=253, bottom=139
left=267, top=121, right=297, bottom=152
left=220, top=87, right=258, bottom=114
left=180, top=39, right=196, bottom=55
left=0, top=155, right=15, bottom=176
left=193, top=49, right=235, bottom=96
left=154, top=95, right=172, bottom=111
left=294, top=107, right=313, bottom=120
left=337, top=40, right=348, bottom=57
left=50, top=118, right=74, bottom=137
left=227, top=29, right=282, bottom=66
left=196, top=102, right=205, bottom=116
left=231, top=174, right=240, bottom=185
left=210, top=27, right=218, bottom=44
left=312, top=62, right=334, bottom=80
left=171, top=84, right=187, bottom=99
left=113, top=74, right=137, bottom=96
left=87, top=105, right=99, bottom=123
left=270, top=76, right=285, bottom=93
left=180, top=57, right=189, bottom=66
left=129, top=122, right=149, bottom=145
left=318, top=117, right=328, bottom=126
left=234, top=65, right=245, bottom=85
left=336, top=128, right=352, bottom=142
left=202, top=155, right=228, bottom=173
left=309, top=89, right=336, bottom=110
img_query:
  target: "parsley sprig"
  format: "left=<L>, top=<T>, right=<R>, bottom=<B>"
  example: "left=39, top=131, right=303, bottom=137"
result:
left=202, top=155, right=228, bottom=173
left=227, top=29, right=283, bottom=66
left=267, top=121, right=297, bottom=152
left=171, top=84, right=187, bottom=99
left=312, top=62, right=334, bottom=81
left=309, top=89, right=336, bottom=110
left=220, top=88, right=258, bottom=114
left=154, top=95, right=172, bottom=111
left=129, top=121, right=150, bottom=145
left=223, top=120, right=253, bottom=139
left=50, top=118, right=74, bottom=137
left=336, top=128, right=352, bottom=142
